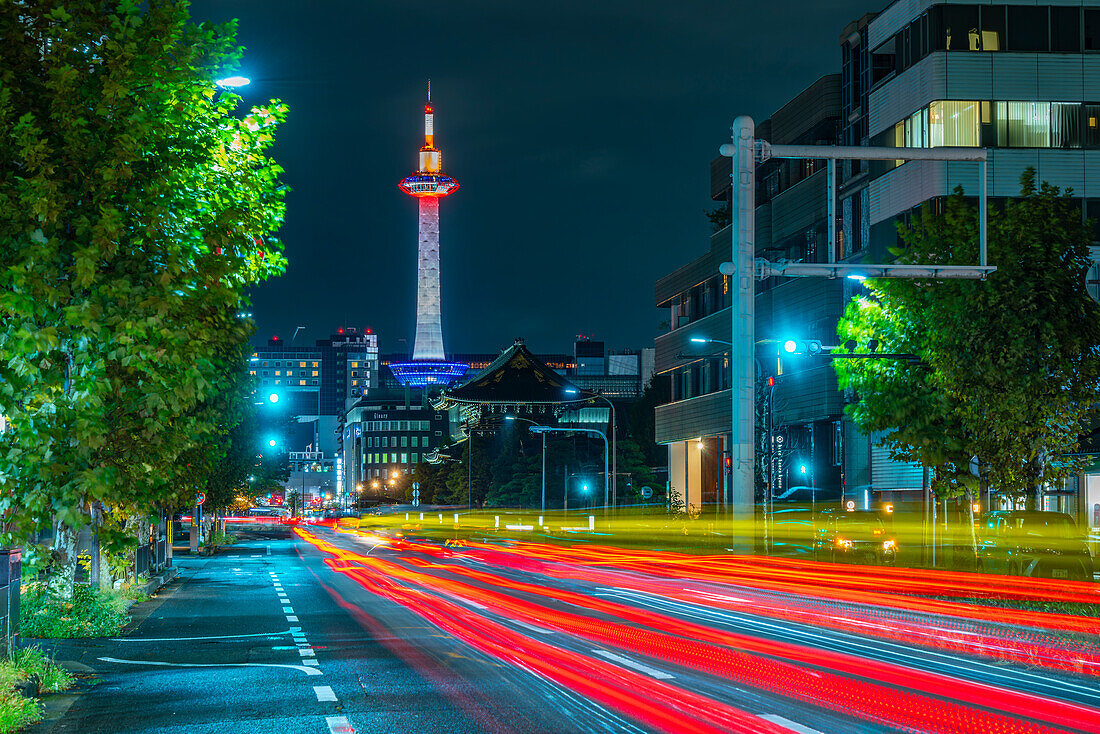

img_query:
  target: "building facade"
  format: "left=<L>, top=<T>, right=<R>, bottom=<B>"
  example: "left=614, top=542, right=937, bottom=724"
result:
left=656, top=1, right=1100, bottom=530
left=250, top=327, right=379, bottom=507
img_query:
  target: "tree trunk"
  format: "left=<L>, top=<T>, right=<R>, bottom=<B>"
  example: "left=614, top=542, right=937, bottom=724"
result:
left=52, top=523, right=80, bottom=600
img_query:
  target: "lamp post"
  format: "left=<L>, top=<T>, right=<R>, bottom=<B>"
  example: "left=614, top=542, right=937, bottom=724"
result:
left=506, top=416, right=546, bottom=511
left=565, top=388, right=617, bottom=511
left=529, top=426, right=609, bottom=514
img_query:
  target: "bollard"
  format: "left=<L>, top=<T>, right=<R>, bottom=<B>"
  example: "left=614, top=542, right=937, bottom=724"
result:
left=538, top=515, right=543, bottom=526
left=419, top=512, right=424, bottom=521
left=495, top=516, right=500, bottom=528
left=405, top=513, right=409, bottom=521
left=454, top=513, right=459, bottom=524
left=588, top=515, right=594, bottom=531
left=438, top=513, right=443, bottom=523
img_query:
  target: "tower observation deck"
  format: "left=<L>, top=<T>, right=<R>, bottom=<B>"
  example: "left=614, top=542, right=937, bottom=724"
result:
left=390, top=83, right=468, bottom=388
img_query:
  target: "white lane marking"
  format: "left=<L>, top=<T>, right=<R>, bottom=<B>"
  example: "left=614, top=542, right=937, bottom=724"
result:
left=463, top=599, right=488, bottom=610
left=314, top=685, right=337, bottom=702
left=111, top=629, right=293, bottom=642
left=757, top=714, right=825, bottom=734
left=299, top=648, right=315, bottom=657
left=591, top=650, right=673, bottom=679
left=97, top=657, right=321, bottom=676
left=303, top=659, right=320, bottom=667
left=326, top=715, right=355, bottom=733
left=251, top=554, right=261, bottom=558
left=287, top=615, right=299, bottom=622
left=289, top=626, right=302, bottom=633
left=512, top=619, right=555, bottom=635
left=283, top=607, right=294, bottom=614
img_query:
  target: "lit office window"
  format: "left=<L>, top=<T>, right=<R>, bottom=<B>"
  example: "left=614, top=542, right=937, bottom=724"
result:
left=1086, top=106, right=1100, bottom=147
left=299, top=362, right=306, bottom=368
left=352, top=379, right=358, bottom=386
left=996, top=102, right=1050, bottom=147
left=275, top=379, right=281, bottom=385
left=275, top=370, right=282, bottom=376
left=312, top=361, right=319, bottom=367
left=401, top=453, right=408, bottom=464
left=351, top=362, right=359, bottom=368
left=929, top=101, right=979, bottom=146
left=1052, top=103, right=1082, bottom=148
left=312, top=370, right=319, bottom=376
left=299, top=380, right=306, bottom=386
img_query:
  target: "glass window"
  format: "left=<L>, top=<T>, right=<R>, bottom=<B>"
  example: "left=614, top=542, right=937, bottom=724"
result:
left=1051, top=7, right=1080, bottom=53
left=980, top=6, right=1005, bottom=51
left=275, top=370, right=282, bottom=376
left=312, top=361, right=319, bottom=368
left=299, top=379, right=306, bottom=386
left=1052, top=103, right=1081, bottom=148
left=382, top=436, right=388, bottom=448
left=1007, top=7, right=1049, bottom=52
left=1085, top=105, right=1100, bottom=147
left=412, top=454, right=419, bottom=464
left=400, top=436, right=408, bottom=448
left=996, top=102, right=1051, bottom=147
left=312, top=370, right=318, bottom=376
left=401, top=453, right=408, bottom=464
left=871, top=37, right=896, bottom=84
left=1087, top=10, right=1100, bottom=51
left=929, top=101, right=980, bottom=146
left=940, top=5, right=979, bottom=50
left=411, top=436, right=419, bottom=448
left=299, top=361, right=306, bottom=368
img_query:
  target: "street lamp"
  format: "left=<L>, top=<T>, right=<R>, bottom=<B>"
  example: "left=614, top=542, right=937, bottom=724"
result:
left=564, top=387, right=618, bottom=511
left=506, top=415, right=547, bottom=511
left=215, top=75, right=251, bottom=89
left=529, top=425, right=610, bottom=514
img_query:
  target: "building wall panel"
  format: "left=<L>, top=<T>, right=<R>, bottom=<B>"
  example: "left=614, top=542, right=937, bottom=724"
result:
left=655, top=390, right=730, bottom=445
left=1037, top=56, right=1085, bottom=101
left=771, top=173, right=828, bottom=244
left=655, top=308, right=730, bottom=375
left=991, top=55, right=1039, bottom=100
left=1084, top=57, right=1100, bottom=99
left=944, top=54, right=993, bottom=100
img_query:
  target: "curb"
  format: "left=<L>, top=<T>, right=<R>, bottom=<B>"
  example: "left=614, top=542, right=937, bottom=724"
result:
left=134, top=565, right=179, bottom=603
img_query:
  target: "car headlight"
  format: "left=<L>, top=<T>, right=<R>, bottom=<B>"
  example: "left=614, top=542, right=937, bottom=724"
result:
left=836, top=538, right=853, bottom=549
left=883, top=540, right=896, bottom=550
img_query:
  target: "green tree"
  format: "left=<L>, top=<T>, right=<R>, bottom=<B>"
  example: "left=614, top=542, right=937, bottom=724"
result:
left=837, top=173, right=1100, bottom=519
left=0, top=1, right=287, bottom=580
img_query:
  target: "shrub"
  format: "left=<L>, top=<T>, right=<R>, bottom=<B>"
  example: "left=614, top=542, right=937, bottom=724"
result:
left=19, top=582, right=131, bottom=639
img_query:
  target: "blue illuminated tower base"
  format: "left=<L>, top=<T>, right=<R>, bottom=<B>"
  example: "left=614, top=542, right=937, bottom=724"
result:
left=389, top=360, right=467, bottom=388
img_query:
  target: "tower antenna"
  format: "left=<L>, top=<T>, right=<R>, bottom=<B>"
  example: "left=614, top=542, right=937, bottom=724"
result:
left=427, top=78, right=431, bottom=103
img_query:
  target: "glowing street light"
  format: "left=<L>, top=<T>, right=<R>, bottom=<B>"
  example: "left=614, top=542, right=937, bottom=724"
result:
left=215, top=75, right=251, bottom=89
left=268, top=392, right=280, bottom=403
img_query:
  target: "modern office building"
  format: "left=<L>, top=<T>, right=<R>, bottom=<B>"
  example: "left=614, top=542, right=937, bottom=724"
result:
left=342, top=394, right=454, bottom=502
left=656, top=0, right=1100, bottom=526
left=251, top=327, right=379, bottom=506
left=389, top=83, right=468, bottom=388
left=655, top=75, right=845, bottom=516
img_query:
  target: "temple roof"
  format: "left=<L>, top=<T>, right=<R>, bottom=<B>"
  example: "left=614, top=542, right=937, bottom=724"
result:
left=436, top=338, right=591, bottom=406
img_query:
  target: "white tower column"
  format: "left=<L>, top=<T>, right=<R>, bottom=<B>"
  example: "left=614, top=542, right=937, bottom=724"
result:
left=412, top=197, right=445, bottom=361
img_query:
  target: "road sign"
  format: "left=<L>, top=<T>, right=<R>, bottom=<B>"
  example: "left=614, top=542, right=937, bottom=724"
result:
left=413, top=489, right=420, bottom=498
left=413, top=482, right=420, bottom=490
left=640, top=486, right=653, bottom=500
left=196, top=492, right=206, bottom=506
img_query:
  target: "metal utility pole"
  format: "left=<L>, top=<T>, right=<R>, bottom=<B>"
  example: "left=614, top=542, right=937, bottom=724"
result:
left=531, top=426, right=609, bottom=514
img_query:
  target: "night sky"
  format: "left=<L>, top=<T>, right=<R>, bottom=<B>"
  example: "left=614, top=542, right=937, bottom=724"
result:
left=189, top=0, right=875, bottom=355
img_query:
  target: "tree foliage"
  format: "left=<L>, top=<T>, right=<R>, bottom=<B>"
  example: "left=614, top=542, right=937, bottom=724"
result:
left=836, top=172, right=1100, bottom=504
left=0, top=1, right=287, bottom=551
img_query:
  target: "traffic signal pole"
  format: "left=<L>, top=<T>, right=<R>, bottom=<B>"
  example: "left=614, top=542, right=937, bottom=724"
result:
left=719, top=120, right=996, bottom=555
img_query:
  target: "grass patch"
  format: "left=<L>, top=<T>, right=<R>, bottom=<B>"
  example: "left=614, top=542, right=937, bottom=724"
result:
left=0, top=661, right=39, bottom=734
left=9, top=648, right=75, bottom=695
left=20, top=582, right=131, bottom=639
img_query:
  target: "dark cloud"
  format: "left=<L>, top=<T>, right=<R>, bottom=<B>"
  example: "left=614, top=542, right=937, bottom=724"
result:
left=189, top=0, right=876, bottom=353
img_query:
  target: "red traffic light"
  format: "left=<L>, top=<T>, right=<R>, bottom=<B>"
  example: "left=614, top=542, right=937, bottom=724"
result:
left=767, top=376, right=775, bottom=387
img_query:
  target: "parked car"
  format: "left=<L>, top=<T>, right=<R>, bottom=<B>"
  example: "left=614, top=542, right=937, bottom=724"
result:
left=978, top=511, right=1094, bottom=581
left=815, top=509, right=897, bottom=565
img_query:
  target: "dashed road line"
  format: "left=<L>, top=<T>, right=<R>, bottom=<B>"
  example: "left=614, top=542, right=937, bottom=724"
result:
left=757, top=714, right=825, bottom=734
left=326, top=715, right=355, bottom=733
left=283, top=606, right=294, bottom=613
left=313, top=685, right=337, bottom=702
left=591, top=650, right=674, bottom=679
left=298, top=648, right=316, bottom=657
left=287, top=615, right=299, bottom=622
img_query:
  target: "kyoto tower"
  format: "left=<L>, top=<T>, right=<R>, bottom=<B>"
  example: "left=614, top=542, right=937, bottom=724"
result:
left=389, top=83, right=468, bottom=388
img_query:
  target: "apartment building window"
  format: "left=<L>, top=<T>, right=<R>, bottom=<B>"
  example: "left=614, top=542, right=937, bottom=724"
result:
left=411, top=436, right=419, bottom=448
left=312, top=361, right=319, bottom=368
left=996, top=102, right=1050, bottom=147
left=382, top=437, right=388, bottom=448
left=299, top=380, right=306, bottom=386
left=299, top=362, right=306, bottom=368
left=312, top=370, right=319, bottom=377
left=401, top=453, right=408, bottom=464
left=1007, top=6, right=1049, bottom=52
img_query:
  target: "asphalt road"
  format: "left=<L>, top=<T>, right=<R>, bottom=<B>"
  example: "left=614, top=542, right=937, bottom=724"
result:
left=28, top=526, right=1100, bottom=734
